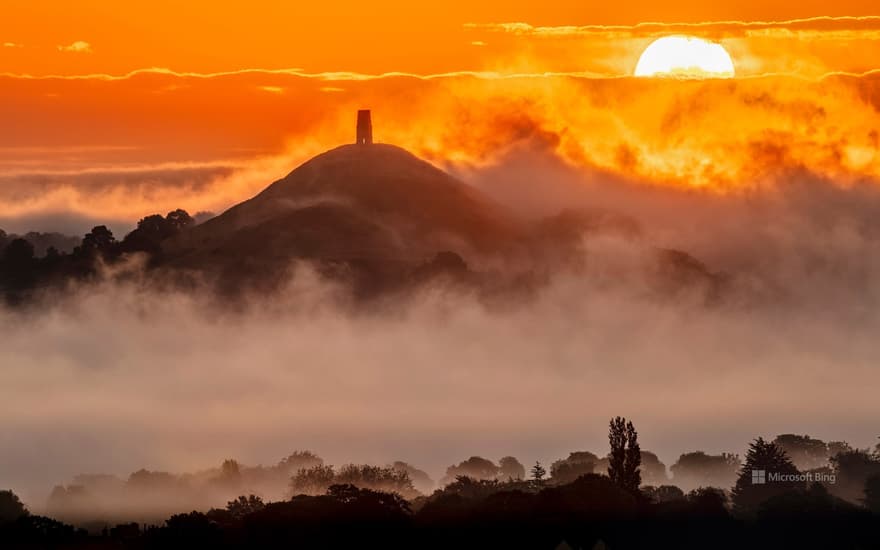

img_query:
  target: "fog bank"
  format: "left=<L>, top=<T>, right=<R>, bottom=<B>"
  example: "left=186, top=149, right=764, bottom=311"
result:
left=1, top=248, right=878, bottom=511
left=3, top=148, right=880, bottom=514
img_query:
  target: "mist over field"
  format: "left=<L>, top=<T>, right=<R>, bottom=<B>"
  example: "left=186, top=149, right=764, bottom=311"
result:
left=2, top=149, right=879, bottom=515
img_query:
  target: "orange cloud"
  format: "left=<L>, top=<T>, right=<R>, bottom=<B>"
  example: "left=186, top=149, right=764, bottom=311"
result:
left=465, top=16, right=880, bottom=39
left=462, top=17, right=880, bottom=79
left=57, top=41, right=92, bottom=53
left=1, top=67, right=879, bottom=229
left=258, top=85, right=284, bottom=94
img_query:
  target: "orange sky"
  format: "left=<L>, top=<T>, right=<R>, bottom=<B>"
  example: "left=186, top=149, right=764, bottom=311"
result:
left=2, top=1, right=880, bottom=230
left=4, top=1, right=880, bottom=75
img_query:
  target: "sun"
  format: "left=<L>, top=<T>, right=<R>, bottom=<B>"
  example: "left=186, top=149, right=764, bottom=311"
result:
left=634, top=35, right=735, bottom=78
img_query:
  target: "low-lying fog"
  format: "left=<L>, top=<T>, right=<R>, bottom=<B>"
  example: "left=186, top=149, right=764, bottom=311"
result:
left=2, top=148, right=880, bottom=515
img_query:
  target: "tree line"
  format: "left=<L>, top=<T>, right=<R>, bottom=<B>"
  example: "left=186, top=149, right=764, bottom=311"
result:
left=3, top=418, right=880, bottom=548
left=0, top=209, right=196, bottom=304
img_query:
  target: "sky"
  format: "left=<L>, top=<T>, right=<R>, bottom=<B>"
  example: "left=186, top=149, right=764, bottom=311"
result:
left=2, top=1, right=880, bottom=75
left=3, top=3, right=880, bottom=233
left=2, top=1, right=879, bottom=75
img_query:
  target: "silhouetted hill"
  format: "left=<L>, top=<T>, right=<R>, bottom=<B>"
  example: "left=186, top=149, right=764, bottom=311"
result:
left=152, top=144, right=728, bottom=298
left=164, top=145, right=523, bottom=277
left=0, top=144, right=725, bottom=302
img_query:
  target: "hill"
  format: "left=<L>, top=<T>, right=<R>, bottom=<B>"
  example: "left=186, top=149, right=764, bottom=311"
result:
left=162, top=144, right=524, bottom=286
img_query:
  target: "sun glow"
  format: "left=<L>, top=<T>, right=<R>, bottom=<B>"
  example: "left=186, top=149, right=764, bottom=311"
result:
left=634, top=35, right=735, bottom=78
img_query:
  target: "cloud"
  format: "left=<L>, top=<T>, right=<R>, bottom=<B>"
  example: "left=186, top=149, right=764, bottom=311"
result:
left=2, top=67, right=880, bottom=229
left=57, top=40, right=92, bottom=53
left=0, top=66, right=610, bottom=83
left=465, top=15, right=880, bottom=40
left=0, top=161, right=244, bottom=232
left=3, top=42, right=22, bottom=48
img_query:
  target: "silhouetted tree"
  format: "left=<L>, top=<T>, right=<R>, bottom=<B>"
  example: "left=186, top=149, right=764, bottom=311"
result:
left=643, top=484, right=685, bottom=503
left=45, top=484, right=93, bottom=522
left=831, top=449, right=880, bottom=502
left=12, top=231, right=79, bottom=256
left=0, top=514, right=83, bottom=546
left=326, top=483, right=411, bottom=514
left=550, top=451, right=597, bottom=485
left=159, top=511, right=222, bottom=546
left=2, top=238, right=34, bottom=265
left=221, top=459, right=241, bottom=477
left=124, top=469, right=180, bottom=506
left=731, top=438, right=801, bottom=514
left=44, top=246, right=60, bottom=262
left=755, top=481, right=862, bottom=539
left=122, top=215, right=169, bottom=252
left=441, top=456, right=499, bottom=485
left=335, top=464, right=417, bottom=498
left=864, top=474, right=880, bottom=514
left=773, top=434, right=831, bottom=470
left=290, top=465, right=336, bottom=496
left=498, top=456, right=526, bottom=481
left=685, top=487, right=729, bottom=519
left=608, top=416, right=641, bottom=493
left=165, top=209, right=195, bottom=231
left=277, top=451, right=323, bottom=474
left=287, top=463, right=419, bottom=498
left=438, top=476, right=503, bottom=500
left=391, top=461, right=434, bottom=495
left=530, top=461, right=546, bottom=482
left=214, top=459, right=242, bottom=492
left=639, top=451, right=668, bottom=485
left=0, top=489, right=28, bottom=524
left=77, top=225, right=116, bottom=258
left=226, top=495, right=264, bottom=519
left=828, top=440, right=853, bottom=459
left=1, top=238, right=37, bottom=291
left=122, top=209, right=194, bottom=254
left=540, top=473, right=640, bottom=522
left=109, top=522, right=140, bottom=540
left=670, top=451, right=740, bottom=490
left=235, top=485, right=411, bottom=547
left=262, top=450, right=325, bottom=493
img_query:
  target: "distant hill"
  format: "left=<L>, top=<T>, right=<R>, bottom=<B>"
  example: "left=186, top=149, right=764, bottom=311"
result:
left=153, top=143, right=728, bottom=299
left=162, top=144, right=525, bottom=287
left=0, top=229, right=79, bottom=257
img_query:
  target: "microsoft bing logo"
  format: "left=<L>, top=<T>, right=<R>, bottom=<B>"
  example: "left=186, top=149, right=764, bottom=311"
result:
left=751, top=470, right=766, bottom=484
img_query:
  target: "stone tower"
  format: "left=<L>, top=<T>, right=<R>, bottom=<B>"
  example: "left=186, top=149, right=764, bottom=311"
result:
left=356, top=110, right=373, bottom=145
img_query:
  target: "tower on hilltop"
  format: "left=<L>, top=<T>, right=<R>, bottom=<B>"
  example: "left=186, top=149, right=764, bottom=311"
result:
left=356, top=110, right=373, bottom=145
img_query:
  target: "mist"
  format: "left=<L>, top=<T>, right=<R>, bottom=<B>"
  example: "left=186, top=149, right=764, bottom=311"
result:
left=3, top=150, right=880, bottom=517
